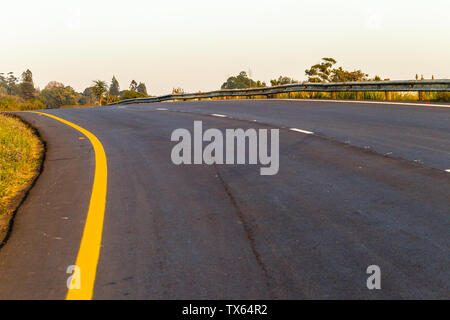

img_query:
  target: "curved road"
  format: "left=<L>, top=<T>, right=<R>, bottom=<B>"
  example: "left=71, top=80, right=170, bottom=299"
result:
left=0, top=99, right=449, bottom=299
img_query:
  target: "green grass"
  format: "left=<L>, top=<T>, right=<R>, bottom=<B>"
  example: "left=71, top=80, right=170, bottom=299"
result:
left=0, top=114, right=43, bottom=218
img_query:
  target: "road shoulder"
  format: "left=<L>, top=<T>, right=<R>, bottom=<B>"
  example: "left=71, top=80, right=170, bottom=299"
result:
left=0, top=112, right=94, bottom=299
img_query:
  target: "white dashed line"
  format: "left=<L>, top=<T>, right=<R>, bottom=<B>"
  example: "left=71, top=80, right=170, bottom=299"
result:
left=289, top=128, right=314, bottom=135
left=210, top=113, right=227, bottom=117
left=156, top=108, right=168, bottom=111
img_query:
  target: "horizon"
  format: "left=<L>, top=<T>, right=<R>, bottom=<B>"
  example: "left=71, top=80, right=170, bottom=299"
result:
left=2, top=0, right=449, bottom=95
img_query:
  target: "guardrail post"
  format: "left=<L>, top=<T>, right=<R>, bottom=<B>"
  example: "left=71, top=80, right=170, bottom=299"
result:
left=356, top=91, right=363, bottom=100
left=418, top=91, right=425, bottom=101
left=384, top=91, right=391, bottom=101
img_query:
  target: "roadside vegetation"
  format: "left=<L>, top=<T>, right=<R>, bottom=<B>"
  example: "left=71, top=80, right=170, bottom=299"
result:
left=1, top=58, right=448, bottom=112
left=0, top=114, right=43, bottom=228
left=220, top=58, right=449, bottom=102
left=261, top=91, right=449, bottom=102
left=0, top=95, right=44, bottom=112
left=0, top=71, right=151, bottom=112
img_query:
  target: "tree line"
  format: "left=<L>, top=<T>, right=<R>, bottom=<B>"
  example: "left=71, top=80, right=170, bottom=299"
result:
left=221, top=58, right=383, bottom=90
left=0, top=71, right=150, bottom=109
left=0, top=57, right=400, bottom=110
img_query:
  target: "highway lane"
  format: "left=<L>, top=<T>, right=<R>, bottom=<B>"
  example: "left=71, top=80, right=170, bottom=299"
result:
left=0, top=100, right=449, bottom=299
left=126, top=99, right=450, bottom=171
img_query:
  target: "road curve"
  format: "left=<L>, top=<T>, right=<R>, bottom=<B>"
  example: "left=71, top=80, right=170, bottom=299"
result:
left=0, top=100, right=449, bottom=299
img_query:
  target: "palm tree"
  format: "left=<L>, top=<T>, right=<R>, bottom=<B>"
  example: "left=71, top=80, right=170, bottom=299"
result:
left=92, top=80, right=108, bottom=106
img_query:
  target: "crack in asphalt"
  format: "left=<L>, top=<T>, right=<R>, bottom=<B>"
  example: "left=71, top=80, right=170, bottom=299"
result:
left=213, top=164, right=276, bottom=299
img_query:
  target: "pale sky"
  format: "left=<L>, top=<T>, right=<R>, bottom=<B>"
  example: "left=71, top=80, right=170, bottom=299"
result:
left=2, top=0, right=449, bottom=95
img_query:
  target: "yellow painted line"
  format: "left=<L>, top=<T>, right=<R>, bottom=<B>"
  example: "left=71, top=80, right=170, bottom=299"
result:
left=30, top=112, right=107, bottom=300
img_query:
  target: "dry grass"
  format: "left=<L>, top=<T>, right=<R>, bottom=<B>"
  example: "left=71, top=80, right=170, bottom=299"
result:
left=248, top=91, right=450, bottom=102
left=0, top=114, right=43, bottom=221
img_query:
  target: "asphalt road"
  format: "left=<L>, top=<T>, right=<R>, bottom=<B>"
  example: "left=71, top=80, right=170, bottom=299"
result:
left=0, top=99, right=449, bottom=299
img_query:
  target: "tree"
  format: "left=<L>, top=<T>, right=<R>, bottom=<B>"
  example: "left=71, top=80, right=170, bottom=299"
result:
left=110, top=76, right=120, bottom=96
left=20, top=69, right=35, bottom=100
left=79, top=87, right=96, bottom=105
left=4, top=72, right=19, bottom=95
left=120, top=90, right=147, bottom=100
left=305, top=58, right=337, bottom=83
left=136, top=82, right=148, bottom=96
left=39, top=82, right=81, bottom=108
left=0, top=73, right=5, bottom=88
left=44, top=81, right=64, bottom=91
left=270, top=76, right=298, bottom=86
left=92, top=80, right=108, bottom=105
left=221, top=71, right=266, bottom=89
left=0, top=73, right=6, bottom=95
left=129, top=80, right=138, bottom=91
left=331, top=67, right=368, bottom=82
left=305, top=58, right=369, bottom=83
left=172, top=87, right=185, bottom=94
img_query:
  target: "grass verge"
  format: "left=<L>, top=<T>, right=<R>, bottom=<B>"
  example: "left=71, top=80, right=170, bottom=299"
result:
left=0, top=113, right=44, bottom=246
left=271, top=91, right=450, bottom=102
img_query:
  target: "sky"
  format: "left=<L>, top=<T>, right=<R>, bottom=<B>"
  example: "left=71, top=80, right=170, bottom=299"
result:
left=1, top=0, right=449, bottom=95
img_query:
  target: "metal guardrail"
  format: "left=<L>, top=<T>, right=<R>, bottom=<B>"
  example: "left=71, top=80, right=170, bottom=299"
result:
left=108, top=79, right=450, bottom=106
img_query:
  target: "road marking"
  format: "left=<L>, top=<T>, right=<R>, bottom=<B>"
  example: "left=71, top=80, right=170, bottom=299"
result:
left=210, top=113, right=227, bottom=117
left=30, top=112, right=107, bottom=300
left=290, top=128, right=314, bottom=135
left=156, top=108, right=168, bottom=111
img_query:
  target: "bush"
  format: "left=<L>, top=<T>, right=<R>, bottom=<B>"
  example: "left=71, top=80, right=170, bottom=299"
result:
left=0, top=95, right=45, bottom=112
left=435, top=92, right=450, bottom=102
left=39, top=85, right=81, bottom=109
left=119, top=90, right=147, bottom=100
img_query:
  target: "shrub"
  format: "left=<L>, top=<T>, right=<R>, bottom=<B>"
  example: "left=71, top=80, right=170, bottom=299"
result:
left=0, top=95, right=45, bottom=112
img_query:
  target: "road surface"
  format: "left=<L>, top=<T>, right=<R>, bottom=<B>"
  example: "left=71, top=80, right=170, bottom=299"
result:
left=0, top=99, right=449, bottom=299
